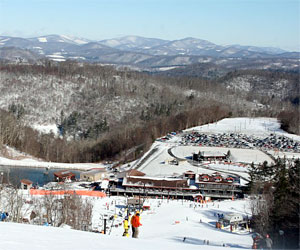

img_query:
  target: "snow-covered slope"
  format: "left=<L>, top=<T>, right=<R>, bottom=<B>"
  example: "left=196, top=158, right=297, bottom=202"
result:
left=186, top=117, right=300, bottom=140
left=0, top=198, right=253, bottom=250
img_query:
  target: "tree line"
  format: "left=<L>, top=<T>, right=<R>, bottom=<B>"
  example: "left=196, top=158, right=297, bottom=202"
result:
left=248, top=158, right=300, bottom=249
left=0, top=103, right=230, bottom=163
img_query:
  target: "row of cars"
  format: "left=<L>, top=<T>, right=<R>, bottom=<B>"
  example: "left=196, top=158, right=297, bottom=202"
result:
left=180, top=132, right=300, bottom=153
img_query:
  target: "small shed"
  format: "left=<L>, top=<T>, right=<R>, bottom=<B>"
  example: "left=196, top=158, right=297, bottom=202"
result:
left=80, top=168, right=108, bottom=182
left=222, top=213, right=243, bottom=225
left=20, top=179, right=33, bottom=190
left=53, top=170, right=76, bottom=182
left=127, top=197, right=143, bottom=206
left=127, top=197, right=144, bottom=210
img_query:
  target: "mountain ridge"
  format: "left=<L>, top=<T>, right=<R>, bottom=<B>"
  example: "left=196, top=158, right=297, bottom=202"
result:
left=0, top=34, right=298, bottom=68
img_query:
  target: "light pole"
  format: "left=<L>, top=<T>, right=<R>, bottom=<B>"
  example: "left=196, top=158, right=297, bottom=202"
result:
left=126, top=195, right=129, bottom=217
left=101, top=214, right=108, bottom=234
left=143, top=183, right=146, bottom=206
left=279, top=230, right=285, bottom=249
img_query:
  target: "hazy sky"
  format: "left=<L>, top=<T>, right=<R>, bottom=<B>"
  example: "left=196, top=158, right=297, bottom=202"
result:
left=0, top=0, right=299, bottom=51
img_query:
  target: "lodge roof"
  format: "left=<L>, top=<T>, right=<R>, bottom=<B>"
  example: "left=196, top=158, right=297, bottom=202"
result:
left=127, top=169, right=146, bottom=177
left=195, top=173, right=238, bottom=185
left=200, top=151, right=226, bottom=157
left=123, top=176, right=188, bottom=189
left=53, top=170, right=75, bottom=178
left=20, top=179, right=33, bottom=185
left=184, top=170, right=195, bottom=174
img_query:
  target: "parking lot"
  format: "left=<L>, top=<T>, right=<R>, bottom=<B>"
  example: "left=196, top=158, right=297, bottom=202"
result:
left=179, top=132, right=300, bottom=153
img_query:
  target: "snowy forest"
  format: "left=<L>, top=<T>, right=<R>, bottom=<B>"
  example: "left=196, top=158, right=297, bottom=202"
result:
left=0, top=61, right=299, bottom=163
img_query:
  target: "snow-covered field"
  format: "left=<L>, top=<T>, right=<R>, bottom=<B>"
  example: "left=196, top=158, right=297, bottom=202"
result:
left=0, top=145, right=103, bottom=170
left=267, top=150, right=300, bottom=159
left=0, top=156, right=103, bottom=170
left=171, top=146, right=273, bottom=164
left=0, top=197, right=253, bottom=250
left=185, top=117, right=300, bottom=141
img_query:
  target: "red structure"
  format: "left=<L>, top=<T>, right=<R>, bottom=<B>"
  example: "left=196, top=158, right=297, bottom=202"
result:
left=30, top=189, right=106, bottom=197
left=53, top=170, right=76, bottom=182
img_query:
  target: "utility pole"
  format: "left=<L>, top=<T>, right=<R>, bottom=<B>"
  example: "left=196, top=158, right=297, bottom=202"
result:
left=126, top=195, right=129, bottom=217
left=143, top=183, right=146, bottom=202
left=104, top=218, right=107, bottom=234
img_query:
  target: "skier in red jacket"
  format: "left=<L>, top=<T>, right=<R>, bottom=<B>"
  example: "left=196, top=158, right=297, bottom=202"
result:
left=131, top=212, right=142, bottom=238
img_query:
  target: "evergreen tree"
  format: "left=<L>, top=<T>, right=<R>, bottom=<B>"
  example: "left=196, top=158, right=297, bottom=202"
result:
left=251, top=158, right=300, bottom=249
left=270, top=159, right=300, bottom=248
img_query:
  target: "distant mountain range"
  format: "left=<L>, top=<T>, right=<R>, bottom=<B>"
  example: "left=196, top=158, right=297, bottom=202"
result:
left=0, top=34, right=298, bottom=69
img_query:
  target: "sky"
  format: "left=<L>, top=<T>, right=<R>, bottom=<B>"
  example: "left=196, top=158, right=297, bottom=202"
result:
left=0, top=0, right=299, bottom=51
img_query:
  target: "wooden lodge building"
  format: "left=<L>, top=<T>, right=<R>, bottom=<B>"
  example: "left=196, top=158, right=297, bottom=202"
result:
left=192, top=150, right=231, bottom=162
left=195, top=172, right=241, bottom=198
left=109, top=169, right=242, bottom=200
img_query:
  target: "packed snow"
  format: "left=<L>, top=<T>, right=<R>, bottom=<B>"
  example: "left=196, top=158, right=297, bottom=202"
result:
left=0, top=196, right=253, bottom=250
left=185, top=117, right=285, bottom=135
left=172, top=146, right=273, bottom=164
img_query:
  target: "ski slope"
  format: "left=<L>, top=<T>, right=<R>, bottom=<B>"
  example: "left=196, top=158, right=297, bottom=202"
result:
left=0, top=197, right=253, bottom=250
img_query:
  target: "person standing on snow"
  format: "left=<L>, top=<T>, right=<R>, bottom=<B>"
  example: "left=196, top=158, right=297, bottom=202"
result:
left=264, top=234, right=273, bottom=249
left=122, top=216, right=129, bottom=237
left=131, top=212, right=142, bottom=238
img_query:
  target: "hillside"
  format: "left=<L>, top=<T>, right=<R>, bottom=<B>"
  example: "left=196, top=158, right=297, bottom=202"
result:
left=1, top=63, right=297, bottom=127
left=0, top=60, right=298, bottom=163
left=0, top=198, right=253, bottom=250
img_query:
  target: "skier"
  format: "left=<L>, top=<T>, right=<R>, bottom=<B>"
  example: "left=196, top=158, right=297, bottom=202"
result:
left=0, top=212, right=8, bottom=221
left=131, top=212, right=142, bottom=238
left=122, top=216, right=129, bottom=237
